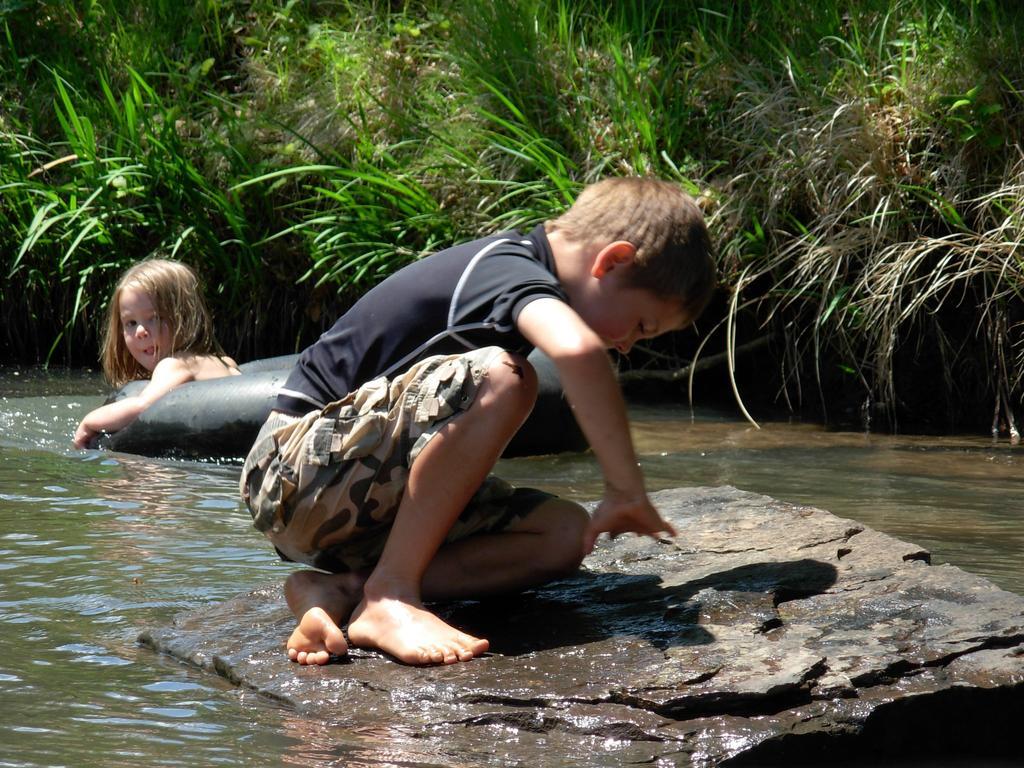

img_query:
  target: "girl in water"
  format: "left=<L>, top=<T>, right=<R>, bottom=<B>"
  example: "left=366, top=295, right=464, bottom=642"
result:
left=73, top=259, right=240, bottom=448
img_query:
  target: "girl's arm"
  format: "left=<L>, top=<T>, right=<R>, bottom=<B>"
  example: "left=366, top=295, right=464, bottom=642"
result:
left=73, top=357, right=195, bottom=448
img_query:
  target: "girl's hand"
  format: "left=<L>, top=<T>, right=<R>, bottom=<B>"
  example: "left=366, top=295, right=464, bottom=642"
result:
left=582, top=492, right=676, bottom=555
left=73, top=421, right=97, bottom=449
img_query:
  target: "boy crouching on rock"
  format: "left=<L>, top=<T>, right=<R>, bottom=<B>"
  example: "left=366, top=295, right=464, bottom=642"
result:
left=240, top=177, right=716, bottom=666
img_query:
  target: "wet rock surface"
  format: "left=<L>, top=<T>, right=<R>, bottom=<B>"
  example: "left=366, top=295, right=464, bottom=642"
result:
left=140, top=486, right=1024, bottom=766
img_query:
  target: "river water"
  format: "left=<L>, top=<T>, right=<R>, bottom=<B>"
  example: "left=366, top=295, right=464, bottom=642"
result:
left=1, top=367, right=1022, bottom=767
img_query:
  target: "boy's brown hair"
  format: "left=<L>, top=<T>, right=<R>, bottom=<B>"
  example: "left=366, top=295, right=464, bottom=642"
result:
left=546, top=177, right=717, bottom=321
left=101, top=259, right=224, bottom=386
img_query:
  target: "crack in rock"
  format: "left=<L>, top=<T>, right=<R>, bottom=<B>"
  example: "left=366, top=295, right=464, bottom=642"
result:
left=849, top=634, right=1024, bottom=687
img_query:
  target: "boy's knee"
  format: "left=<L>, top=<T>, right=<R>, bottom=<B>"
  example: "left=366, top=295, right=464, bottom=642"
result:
left=531, top=499, right=588, bottom=578
left=479, top=352, right=538, bottom=410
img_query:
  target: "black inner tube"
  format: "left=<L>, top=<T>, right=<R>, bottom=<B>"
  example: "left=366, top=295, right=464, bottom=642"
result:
left=93, top=351, right=586, bottom=461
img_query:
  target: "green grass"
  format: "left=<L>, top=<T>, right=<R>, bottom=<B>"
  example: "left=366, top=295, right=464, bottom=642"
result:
left=1, top=0, right=1022, bottom=434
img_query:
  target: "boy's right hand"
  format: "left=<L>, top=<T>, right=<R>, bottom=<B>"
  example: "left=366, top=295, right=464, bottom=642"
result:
left=582, top=491, right=677, bottom=555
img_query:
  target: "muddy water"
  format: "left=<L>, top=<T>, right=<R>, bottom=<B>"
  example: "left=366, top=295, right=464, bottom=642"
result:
left=1, top=368, right=1022, bottom=768
left=504, top=405, right=1024, bottom=596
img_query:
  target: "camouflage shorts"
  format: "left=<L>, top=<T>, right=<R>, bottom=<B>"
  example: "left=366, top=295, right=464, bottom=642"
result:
left=239, top=346, right=552, bottom=572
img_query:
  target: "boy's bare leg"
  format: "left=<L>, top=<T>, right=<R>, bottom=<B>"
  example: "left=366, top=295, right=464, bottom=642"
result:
left=421, top=497, right=588, bottom=600
left=283, top=570, right=366, bottom=665
left=283, top=498, right=587, bottom=665
left=346, top=353, right=539, bottom=665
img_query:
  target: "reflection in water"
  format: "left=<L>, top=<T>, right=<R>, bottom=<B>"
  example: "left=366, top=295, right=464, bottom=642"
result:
left=278, top=715, right=455, bottom=768
left=0, top=381, right=296, bottom=767
left=0, top=375, right=1022, bottom=767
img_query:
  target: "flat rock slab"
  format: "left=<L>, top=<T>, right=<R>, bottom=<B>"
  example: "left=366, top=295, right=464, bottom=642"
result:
left=140, top=487, right=1024, bottom=766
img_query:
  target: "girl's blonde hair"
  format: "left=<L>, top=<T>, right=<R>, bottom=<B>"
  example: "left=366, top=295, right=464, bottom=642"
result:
left=100, top=259, right=224, bottom=386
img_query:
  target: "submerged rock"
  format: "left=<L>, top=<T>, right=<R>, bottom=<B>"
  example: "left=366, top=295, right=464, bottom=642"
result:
left=140, top=487, right=1024, bottom=766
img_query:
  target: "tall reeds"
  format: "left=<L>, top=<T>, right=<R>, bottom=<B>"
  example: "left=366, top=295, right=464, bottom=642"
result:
left=2, top=0, right=1021, bottom=433
left=703, top=1, right=1023, bottom=434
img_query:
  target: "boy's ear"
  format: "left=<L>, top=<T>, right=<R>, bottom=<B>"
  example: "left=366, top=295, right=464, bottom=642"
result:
left=590, top=241, right=637, bottom=279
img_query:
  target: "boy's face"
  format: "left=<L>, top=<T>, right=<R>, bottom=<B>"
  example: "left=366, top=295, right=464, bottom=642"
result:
left=580, top=283, right=687, bottom=355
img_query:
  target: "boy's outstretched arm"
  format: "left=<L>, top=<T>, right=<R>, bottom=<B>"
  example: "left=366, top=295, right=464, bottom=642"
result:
left=517, top=297, right=676, bottom=553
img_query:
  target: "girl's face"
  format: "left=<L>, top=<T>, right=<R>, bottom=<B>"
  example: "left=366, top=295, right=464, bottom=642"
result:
left=119, top=285, right=173, bottom=371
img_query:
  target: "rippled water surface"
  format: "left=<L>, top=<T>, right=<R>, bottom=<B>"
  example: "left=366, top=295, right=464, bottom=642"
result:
left=1, top=367, right=1022, bottom=767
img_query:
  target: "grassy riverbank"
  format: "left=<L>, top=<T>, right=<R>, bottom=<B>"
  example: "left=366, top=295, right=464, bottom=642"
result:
left=2, top=1, right=1022, bottom=434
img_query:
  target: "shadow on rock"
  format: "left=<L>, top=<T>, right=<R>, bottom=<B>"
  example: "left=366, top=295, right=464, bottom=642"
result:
left=436, top=558, right=838, bottom=656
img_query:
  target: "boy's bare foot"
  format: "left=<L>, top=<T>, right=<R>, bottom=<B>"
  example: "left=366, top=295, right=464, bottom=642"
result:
left=283, top=570, right=365, bottom=665
left=287, top=606, right=348, bottom=665
left=346, top=595, right=489, bottom=665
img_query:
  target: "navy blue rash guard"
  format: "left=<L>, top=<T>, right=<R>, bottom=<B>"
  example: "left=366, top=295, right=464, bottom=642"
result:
left=275, top=225, right=568, bottom=414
